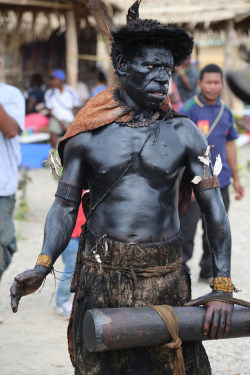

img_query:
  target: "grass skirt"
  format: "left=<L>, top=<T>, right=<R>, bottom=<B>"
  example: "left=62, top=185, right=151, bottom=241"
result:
left=68, top=228, right=211, bottom=375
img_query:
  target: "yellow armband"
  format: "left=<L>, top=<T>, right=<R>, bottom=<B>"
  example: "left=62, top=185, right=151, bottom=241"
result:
left=35, top=254, right=53, bottom=269
left=210, top=277, right=235, bottom=293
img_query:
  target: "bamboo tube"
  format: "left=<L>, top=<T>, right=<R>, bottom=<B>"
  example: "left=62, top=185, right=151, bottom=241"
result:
left=84, top=306, right=250, bottom=352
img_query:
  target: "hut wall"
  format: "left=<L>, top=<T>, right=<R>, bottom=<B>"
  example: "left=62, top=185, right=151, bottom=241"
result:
left=5, top=24, right=98, bottom=94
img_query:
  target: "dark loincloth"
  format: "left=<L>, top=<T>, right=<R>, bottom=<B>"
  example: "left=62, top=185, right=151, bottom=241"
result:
left=68, top=228, right=211, bottom=375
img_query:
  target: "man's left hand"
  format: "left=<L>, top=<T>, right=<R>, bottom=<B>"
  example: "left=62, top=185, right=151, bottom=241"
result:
left=185, top=291, right=234, bottom=339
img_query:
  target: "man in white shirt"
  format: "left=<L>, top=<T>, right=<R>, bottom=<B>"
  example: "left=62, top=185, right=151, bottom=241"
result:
left=0, top=79, right=25, bottom=307
left=45, top=70, right=80, bottom=148
left=77, top=80, right=90, bottom=107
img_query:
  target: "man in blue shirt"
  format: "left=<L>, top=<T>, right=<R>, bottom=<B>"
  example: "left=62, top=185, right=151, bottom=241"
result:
left=90, top=71, right=107, bottom=98
left=179, top=64, right=244, bottom=282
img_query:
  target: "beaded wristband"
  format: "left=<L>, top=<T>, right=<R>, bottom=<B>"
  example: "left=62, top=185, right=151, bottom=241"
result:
left=35, top=254, right=53, bottom=269
left=210, top=277, right=235, bottom=293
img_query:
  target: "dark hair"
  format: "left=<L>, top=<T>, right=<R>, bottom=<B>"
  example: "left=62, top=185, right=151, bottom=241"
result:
left=200, top=64, right=223, bottom=80
left=31, top=73, right=44, bottom=87
left=98, top=71, right=107, bottom=84
left=111, top=19, right=193, bottom=74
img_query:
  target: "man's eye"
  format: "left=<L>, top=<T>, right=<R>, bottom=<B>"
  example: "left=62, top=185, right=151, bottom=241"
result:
left=148, top=65, right=154, bottom=70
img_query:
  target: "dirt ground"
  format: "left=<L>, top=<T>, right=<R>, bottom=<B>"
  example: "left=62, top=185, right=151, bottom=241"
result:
left=0, top=145, right=250, bottom=375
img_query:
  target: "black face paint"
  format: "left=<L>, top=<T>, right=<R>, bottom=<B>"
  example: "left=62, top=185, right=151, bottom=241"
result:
left=119, top=45, right=173, bottom=110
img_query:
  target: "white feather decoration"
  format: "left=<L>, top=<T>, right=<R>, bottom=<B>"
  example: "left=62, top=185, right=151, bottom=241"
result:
left=46, top=150, right=63, bottom=180
left=191, top=176, right=203, bottom=184
left=204, top=145, right=214, bottom=157
left=105, top=241, right=108, bottom=253
left=213, top=154, right=222, bottom=176
left=198, top=156, right=211, bottom=166
left=94, top=254, right=102, bottom=264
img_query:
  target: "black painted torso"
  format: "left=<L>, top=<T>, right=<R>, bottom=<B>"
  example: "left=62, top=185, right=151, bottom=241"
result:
left=79, top=117, right=187, bottom=242
left=56, top=44, right=231, bottom=277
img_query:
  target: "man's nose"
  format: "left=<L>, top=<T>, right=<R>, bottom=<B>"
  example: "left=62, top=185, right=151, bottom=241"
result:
left=155, top=69, right=170, bottom=83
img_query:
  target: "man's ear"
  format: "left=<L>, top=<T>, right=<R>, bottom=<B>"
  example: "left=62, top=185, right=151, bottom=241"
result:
left=116, top=55, right=128, bottom=76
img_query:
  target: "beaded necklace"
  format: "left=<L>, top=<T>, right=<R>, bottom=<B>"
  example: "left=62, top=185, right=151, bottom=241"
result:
left=118, top=111, right=161, bottom=128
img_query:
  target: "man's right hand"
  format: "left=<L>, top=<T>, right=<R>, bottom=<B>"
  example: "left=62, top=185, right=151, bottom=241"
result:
left=10, top=266, right=49, bottom=313
left=233, top=179, right=244, bottom=201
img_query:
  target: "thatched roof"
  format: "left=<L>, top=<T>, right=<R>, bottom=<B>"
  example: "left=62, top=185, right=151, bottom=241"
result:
left=0, top=0, right=118, bottom=16
left=0, top=0, right=119, bottom=42
left=115, top=0, right=250, bottom=36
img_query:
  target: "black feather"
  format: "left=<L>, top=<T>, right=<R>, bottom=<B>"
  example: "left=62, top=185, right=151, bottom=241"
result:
left=126, top=0, right=142, bottom=24
left=88, top=0, right=116, bottom=41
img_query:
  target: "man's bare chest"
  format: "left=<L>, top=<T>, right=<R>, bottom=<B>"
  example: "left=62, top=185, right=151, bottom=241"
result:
left=84, top=121, right=186, bottom=180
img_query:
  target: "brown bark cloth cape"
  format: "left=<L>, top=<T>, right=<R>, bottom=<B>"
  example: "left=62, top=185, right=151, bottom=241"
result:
left=58, top=87, right=211, bottom=375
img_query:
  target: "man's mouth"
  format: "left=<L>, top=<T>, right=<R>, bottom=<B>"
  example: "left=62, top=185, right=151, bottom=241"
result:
left=153, top=92, right=164, bottom=96
left=149, top=91, right=167, bottom=98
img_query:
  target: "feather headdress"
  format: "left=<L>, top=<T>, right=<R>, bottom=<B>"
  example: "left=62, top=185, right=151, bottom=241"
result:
left=88, top=0, right=116, bottom=42
left=127, top=0, right=142, bottom=24
left=88, top=0, right=193, bottom=68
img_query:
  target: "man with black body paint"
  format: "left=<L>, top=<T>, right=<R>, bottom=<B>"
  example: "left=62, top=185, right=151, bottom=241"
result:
left=10, top=15, right=234, bottom=375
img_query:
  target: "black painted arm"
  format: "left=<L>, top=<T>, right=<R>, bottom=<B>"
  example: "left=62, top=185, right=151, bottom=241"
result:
left=194, top=189, right=231, bottom=277
left=183, top=121, right=231, bottom=278
left=40, top=133, right=87, bottom=264
left=10, top=134, right=88, bottom=312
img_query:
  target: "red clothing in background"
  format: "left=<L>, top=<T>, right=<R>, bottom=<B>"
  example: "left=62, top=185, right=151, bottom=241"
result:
left=71, top=200, right=86, bottom=238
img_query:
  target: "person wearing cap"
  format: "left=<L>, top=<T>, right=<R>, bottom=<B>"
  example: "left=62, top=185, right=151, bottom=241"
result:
left=11, top=2, right=235, bottom=374
left=45, top=69, right=80, bottom=148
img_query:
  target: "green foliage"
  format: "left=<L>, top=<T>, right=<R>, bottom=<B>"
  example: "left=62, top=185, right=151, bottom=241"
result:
left=15, top=167, right=31, bottom=221
left=14, top=197, right=29, bottom=221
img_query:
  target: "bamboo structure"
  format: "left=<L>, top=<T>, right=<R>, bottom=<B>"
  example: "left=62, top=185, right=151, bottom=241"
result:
left=115, top=0, right=250, bottom=36
left=1, top=1, right=250, bottom=89
left=0, top=0, right=119, bottom=86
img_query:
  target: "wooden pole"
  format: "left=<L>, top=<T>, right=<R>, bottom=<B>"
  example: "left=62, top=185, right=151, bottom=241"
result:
left=65, top=10, right=78, bottom=90
left=84, top=306, right=250, bottom=352
left=77, top=53, right=109, bottom=62
left=0, top=0, right=74, bottom=10
left=11, top=12, right=22, bottom=78
left=224, top=19, right=235, bottom=106
left=224, top=19, right=234, bottom=72
left=0, top=13, right=7, bottom=83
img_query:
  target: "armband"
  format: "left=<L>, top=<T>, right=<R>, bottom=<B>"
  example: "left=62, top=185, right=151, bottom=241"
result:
left=55, top=181, right=82, bottom=204
left=192, top=147, right=221, bottom=191
left=35, top=254, right=53, bottom=269
left=194, top=176, right=220, bottom=192
left=210, top=277, right=237, bottom=293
